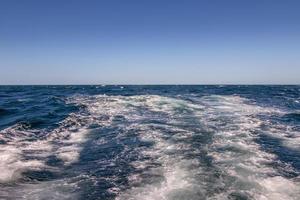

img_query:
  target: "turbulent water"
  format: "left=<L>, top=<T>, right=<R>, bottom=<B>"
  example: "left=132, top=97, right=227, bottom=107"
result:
left=0, top=85, right=299, bottom=200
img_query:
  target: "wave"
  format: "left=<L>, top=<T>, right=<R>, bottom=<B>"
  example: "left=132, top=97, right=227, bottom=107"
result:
left=0, top=108, right=9, bottom=115
left=0, top=94, right=299, bottom=199
left=283, top=112, right=300, bottom=121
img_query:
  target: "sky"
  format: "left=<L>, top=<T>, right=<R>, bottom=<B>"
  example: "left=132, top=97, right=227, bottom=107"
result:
left=0, top=0, right=300, bottom=84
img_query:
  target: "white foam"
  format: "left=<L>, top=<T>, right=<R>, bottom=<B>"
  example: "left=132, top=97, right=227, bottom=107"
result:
left=260, top=123, right=300, bottom=152
left=55, top=129, right=89, bottom=165
left=74, top=94, right=299, bottom=200
left=0, top=145, right=44, bottom=183
left=199, top=95, right=300, bottom=199
left=0, top=123, right=92, bottom=182
left=256, top=176, right=300, bottom=200
left=1, top=94, right=299, bottom=199
left=5, top=177, right=82, bottom=200
left=112, top=96, right=206, bottom=199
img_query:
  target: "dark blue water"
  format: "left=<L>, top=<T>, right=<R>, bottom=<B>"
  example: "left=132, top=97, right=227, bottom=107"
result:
left=0, top=85, right=299, bottom=200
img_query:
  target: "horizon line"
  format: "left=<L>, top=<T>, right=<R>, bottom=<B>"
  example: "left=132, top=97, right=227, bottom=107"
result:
left=0, top=84, right=299, bottom=86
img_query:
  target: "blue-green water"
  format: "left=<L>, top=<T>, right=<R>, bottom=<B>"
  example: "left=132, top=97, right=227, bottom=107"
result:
left=0, top=85, right=299, bottom=200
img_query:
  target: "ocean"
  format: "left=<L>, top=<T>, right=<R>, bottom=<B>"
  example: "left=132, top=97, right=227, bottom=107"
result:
left=0, top=85, right=299, bottom=200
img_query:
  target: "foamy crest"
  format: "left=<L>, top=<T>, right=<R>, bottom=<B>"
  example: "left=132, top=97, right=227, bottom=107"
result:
left=0, top=145, right=44, bottom=182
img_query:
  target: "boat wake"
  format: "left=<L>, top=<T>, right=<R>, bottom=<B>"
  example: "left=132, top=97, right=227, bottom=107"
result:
left=0, top=93, right=299, bottom=199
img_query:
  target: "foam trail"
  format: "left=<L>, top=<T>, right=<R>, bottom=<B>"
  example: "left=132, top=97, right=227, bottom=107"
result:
left=72, top=94, right=300, bottom=200
left=198, top=95, right=300, bottom=200
left=114, top=96, right=206, bottom=199
left=1, top=94, right=299, bottom=200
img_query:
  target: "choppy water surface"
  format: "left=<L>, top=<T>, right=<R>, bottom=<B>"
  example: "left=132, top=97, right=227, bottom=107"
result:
left=0, top=85, right=299, bottom=200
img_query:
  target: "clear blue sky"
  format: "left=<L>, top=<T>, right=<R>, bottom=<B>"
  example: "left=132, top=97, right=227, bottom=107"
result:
left=0, top=0, right=299, bottom=84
